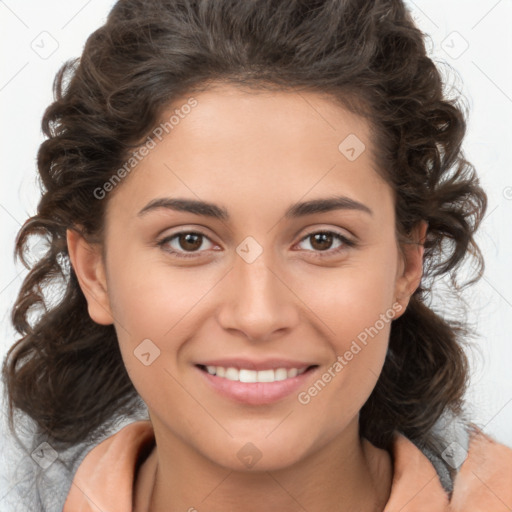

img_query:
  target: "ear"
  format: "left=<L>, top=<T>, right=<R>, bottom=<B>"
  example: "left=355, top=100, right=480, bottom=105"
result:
left=393, top=220, right=428, bottom=318
left=66, top=228, right=114, bottom=325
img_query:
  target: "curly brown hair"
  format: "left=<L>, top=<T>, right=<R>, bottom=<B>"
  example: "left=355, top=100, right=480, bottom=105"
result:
left=2, top=0, right=487, bottom=454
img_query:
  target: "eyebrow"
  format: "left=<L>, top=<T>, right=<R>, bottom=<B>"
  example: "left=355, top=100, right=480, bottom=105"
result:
left=137, top=195, right=373, bottom=220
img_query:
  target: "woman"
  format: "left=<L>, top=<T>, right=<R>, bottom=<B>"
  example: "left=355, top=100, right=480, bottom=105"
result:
left=2, top=0, right=512, bottom=511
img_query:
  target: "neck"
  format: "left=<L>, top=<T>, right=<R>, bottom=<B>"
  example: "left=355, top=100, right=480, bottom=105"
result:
left=140, top=418, right=393, bottom=512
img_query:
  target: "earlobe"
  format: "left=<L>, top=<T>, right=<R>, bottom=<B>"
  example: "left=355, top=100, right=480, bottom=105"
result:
left=66, top=228, right=114, bottom=325
left=393, top=220, right=428, bottom=315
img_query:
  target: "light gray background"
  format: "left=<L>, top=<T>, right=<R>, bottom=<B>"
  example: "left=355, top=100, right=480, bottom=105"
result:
left=1, top=0, right=511, bottom=501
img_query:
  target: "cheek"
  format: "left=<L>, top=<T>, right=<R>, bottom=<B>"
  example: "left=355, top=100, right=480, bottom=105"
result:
left=298, top=249, right=399, bottom=343
left=104, top=250, right=226, bottom=394
left=106, top=248, right=211, bottom=336
left=104, top=255, right=195, bottom=409
left=295, top=250, right=398, bottom=407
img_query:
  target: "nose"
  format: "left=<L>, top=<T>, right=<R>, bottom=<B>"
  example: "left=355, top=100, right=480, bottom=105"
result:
left=216, top=248, right=300, bottom=343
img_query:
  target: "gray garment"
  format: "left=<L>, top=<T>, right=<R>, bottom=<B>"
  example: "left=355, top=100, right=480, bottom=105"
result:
left=1, top=403, right=471, bottom=511
left=0, top=396, right=150, bottom=512
left=405, top=407, right=473, bottom=497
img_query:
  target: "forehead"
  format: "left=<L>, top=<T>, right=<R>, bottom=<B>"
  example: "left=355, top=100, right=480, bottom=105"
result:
left=106, top=83, right=391, bottom=222
left=164, top=84, right=373, bottom=156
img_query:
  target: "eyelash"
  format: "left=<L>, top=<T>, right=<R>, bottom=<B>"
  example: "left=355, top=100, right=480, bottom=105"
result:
left=157, top=230, right=357, bottom=259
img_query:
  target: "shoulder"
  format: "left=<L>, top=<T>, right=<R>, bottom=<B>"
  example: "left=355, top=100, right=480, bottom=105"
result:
left=1, top=399, right=150, bottom=512
left=411, top=407, right=473, bottom=494
left=449, top=424, right=512, bottom=509
left=384, top=409, right=512, bottom=511
left=63, top=419, right=155, bottom=512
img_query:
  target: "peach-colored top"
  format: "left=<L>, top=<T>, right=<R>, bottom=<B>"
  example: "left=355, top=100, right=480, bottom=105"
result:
left=63, top=420, right=512, bottom=511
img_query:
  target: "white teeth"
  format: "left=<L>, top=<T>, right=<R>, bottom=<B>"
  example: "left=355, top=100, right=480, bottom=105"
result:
left=257, top=369, right=275, bottom=383
left=239, top=369, right=257, bottom=383
left=225, top=367, right=239, bottom=381
left=202, top=365, right=309, bottom=383
left=274, top=368, right=288, bottom=381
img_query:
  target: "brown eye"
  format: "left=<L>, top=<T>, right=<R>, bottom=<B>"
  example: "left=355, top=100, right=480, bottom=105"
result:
left=158, top=231, right=215, bottom=258
left=177, top=233, right=203, bottom=251
left=309, top=232, right=335, bottom=251
left=297, top=230, right=356, bottom=257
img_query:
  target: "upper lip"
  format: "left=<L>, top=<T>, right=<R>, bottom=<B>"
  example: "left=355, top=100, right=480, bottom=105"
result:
left=196, top=358, right=317, bottom=371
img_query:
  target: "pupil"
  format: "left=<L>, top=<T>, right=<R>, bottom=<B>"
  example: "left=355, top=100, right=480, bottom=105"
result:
left=312, top=233, right=332, bottom=251
left=181, top=233, right=202, bottom=251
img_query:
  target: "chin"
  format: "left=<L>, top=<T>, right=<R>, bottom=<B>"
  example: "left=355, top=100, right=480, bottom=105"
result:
left=201, top=437, right=307, bottom=473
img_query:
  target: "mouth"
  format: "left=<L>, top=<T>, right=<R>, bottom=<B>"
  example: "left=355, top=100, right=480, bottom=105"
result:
left=195, top=363, right=319, bottom=405
left=196, top=364, right=316, bottom=383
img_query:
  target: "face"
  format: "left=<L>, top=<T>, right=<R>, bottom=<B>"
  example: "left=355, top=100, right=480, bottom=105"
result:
left=70, top=83, right=425, bottom=471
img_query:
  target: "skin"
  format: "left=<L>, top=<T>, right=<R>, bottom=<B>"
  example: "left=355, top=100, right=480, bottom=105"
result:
left=67, top=82, right=427, bottom=512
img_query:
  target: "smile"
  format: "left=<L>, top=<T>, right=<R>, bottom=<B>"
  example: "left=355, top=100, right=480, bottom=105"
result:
left=196, top=363, right=318, bottom=405
left=202, top=365, right=309, bottom=383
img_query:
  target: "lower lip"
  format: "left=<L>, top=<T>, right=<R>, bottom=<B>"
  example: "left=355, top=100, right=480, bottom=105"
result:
left=196, top=366, right=317, bottom=405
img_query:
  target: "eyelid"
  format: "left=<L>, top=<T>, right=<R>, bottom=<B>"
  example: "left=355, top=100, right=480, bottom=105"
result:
left=297, top=224, right=355, bottom=241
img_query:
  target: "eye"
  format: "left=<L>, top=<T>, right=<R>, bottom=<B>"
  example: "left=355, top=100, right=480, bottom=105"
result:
left=295, top=230, right=356, bottom=257
left=157, top=231, right=217, bottom=259
left=157, top=229, right=356, bottom=260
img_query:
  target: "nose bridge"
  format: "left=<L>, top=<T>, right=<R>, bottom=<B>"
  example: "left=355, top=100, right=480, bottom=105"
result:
left=217, top=239, right=299, bottom=341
